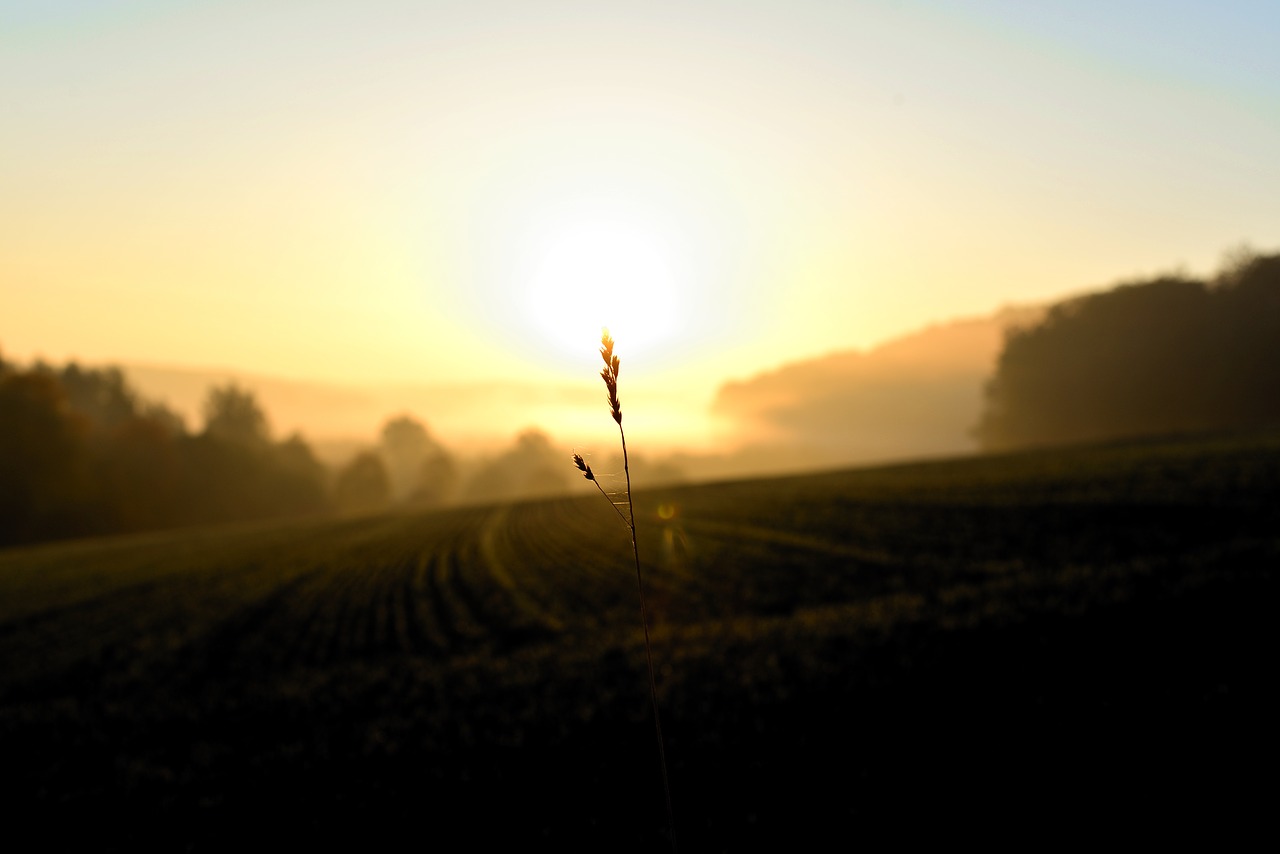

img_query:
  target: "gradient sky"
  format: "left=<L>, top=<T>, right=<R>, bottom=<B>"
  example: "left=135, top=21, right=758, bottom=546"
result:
left=4, top=1, right=1278, bottom=417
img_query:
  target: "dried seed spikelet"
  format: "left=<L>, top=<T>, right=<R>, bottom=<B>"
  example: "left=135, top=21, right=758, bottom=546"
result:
left=600, top=329, right=622, bottom=425
left=572, top=452, right=595, bottom=481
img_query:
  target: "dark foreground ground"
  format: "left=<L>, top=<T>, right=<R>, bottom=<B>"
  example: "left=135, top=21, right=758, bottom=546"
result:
left=2, top=430, right=1277, bottom=851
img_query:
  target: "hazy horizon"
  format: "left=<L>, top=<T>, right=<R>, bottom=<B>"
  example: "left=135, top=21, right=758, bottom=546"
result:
left=7, top=297, right=1045, bottom=465
left=3, top=250, right=1271, bottom=472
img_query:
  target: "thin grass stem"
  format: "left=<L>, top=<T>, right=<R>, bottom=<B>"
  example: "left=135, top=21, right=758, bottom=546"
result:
left=619, top=427, right=677, bottom=854
left=573, top=331, right=677, bottom=851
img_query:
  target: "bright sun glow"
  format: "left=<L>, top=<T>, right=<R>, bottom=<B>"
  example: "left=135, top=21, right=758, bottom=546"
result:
left=521, top=217, right=686, bottom=363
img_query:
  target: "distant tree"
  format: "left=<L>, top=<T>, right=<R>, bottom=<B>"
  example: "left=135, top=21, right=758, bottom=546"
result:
left=54, top=363, right=139, bottom=434
left=94, top=411, right=184, bottom=532
left=379, top=414, right=458, bottom=506
left=181, top=419, right=331, bottom=525
left=264, top=433, right=331, bottom=516
left=413, top=446, right=459, bottom=506
left=176, top=433, right=260, bottom=523
left=202, top=383, right=270, bottom=447
left=380, top=415, right=428, bottom=499
left=335, top=451, right=392, bottom=515
left=138, top=401, right=187, bottom=437
left=0, top=370, right=93, bottom=544
left=461, top=427, right=570, bottom=504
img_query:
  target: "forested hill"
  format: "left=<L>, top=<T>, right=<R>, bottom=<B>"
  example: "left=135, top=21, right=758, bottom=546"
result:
left=714, top=247, right=1280, bottom=464
left=975, top=250, right=1280, bottom=450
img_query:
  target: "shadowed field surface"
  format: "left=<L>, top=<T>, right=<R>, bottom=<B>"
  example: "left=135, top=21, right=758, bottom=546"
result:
left=2, top=430, right=1278, bottom=850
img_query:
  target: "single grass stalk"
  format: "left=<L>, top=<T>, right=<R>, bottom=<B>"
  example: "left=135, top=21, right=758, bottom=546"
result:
left=573, top=330, right=677, bottom=852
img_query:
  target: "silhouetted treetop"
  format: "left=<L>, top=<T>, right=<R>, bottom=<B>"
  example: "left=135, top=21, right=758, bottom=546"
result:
left=378, top=414, right=455, bottom=504
left=335, top=451, right=392, bottom=515
left=203, top=383, right=270, bottom=447
left=461, top=427, right=571, bottom=504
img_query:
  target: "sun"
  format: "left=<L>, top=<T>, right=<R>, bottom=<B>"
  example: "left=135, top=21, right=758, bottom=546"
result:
left=520, top=215, right=686, bottom=364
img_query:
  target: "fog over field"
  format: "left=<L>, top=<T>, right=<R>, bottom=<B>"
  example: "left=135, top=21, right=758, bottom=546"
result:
left=117, top=302, right=1046, bottom=470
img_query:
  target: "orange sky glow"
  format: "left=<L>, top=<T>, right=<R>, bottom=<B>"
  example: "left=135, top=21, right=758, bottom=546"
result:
left=3, top=1, right=1278, bottom=451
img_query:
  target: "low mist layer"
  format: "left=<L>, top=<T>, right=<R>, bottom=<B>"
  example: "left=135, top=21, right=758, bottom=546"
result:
left=712, top=304, right=1046, bottom=469
left=5, top=246, right=1279, bottom=549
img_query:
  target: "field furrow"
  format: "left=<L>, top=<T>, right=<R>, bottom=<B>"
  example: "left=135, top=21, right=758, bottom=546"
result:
left=475, top=506, right=568, bottom=636
left=421, top=546, right=487, bottom=648
left=485, top=499, right=635, bottom=623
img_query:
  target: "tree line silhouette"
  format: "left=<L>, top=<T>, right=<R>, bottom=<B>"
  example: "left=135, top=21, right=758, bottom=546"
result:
left=0, top=359, right=458, bottom=547
left=975, top=249, right=1280, bottom=450
left=0, top=351, right=630, bottom=548
left=0, top=361, right=324, bottom=546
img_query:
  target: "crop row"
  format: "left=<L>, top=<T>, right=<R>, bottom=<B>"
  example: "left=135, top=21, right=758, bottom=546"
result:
left=5, top=430, right=1278, bottom=705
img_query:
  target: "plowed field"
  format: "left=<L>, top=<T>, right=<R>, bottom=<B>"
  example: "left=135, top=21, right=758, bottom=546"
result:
left=3, top=431, right=1277, bottom=850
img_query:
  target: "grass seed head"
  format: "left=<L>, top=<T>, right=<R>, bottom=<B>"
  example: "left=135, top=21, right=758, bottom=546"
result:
left=600, top=329, right=622, bottom=425
left=572, top=452, right=595, bottom=481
